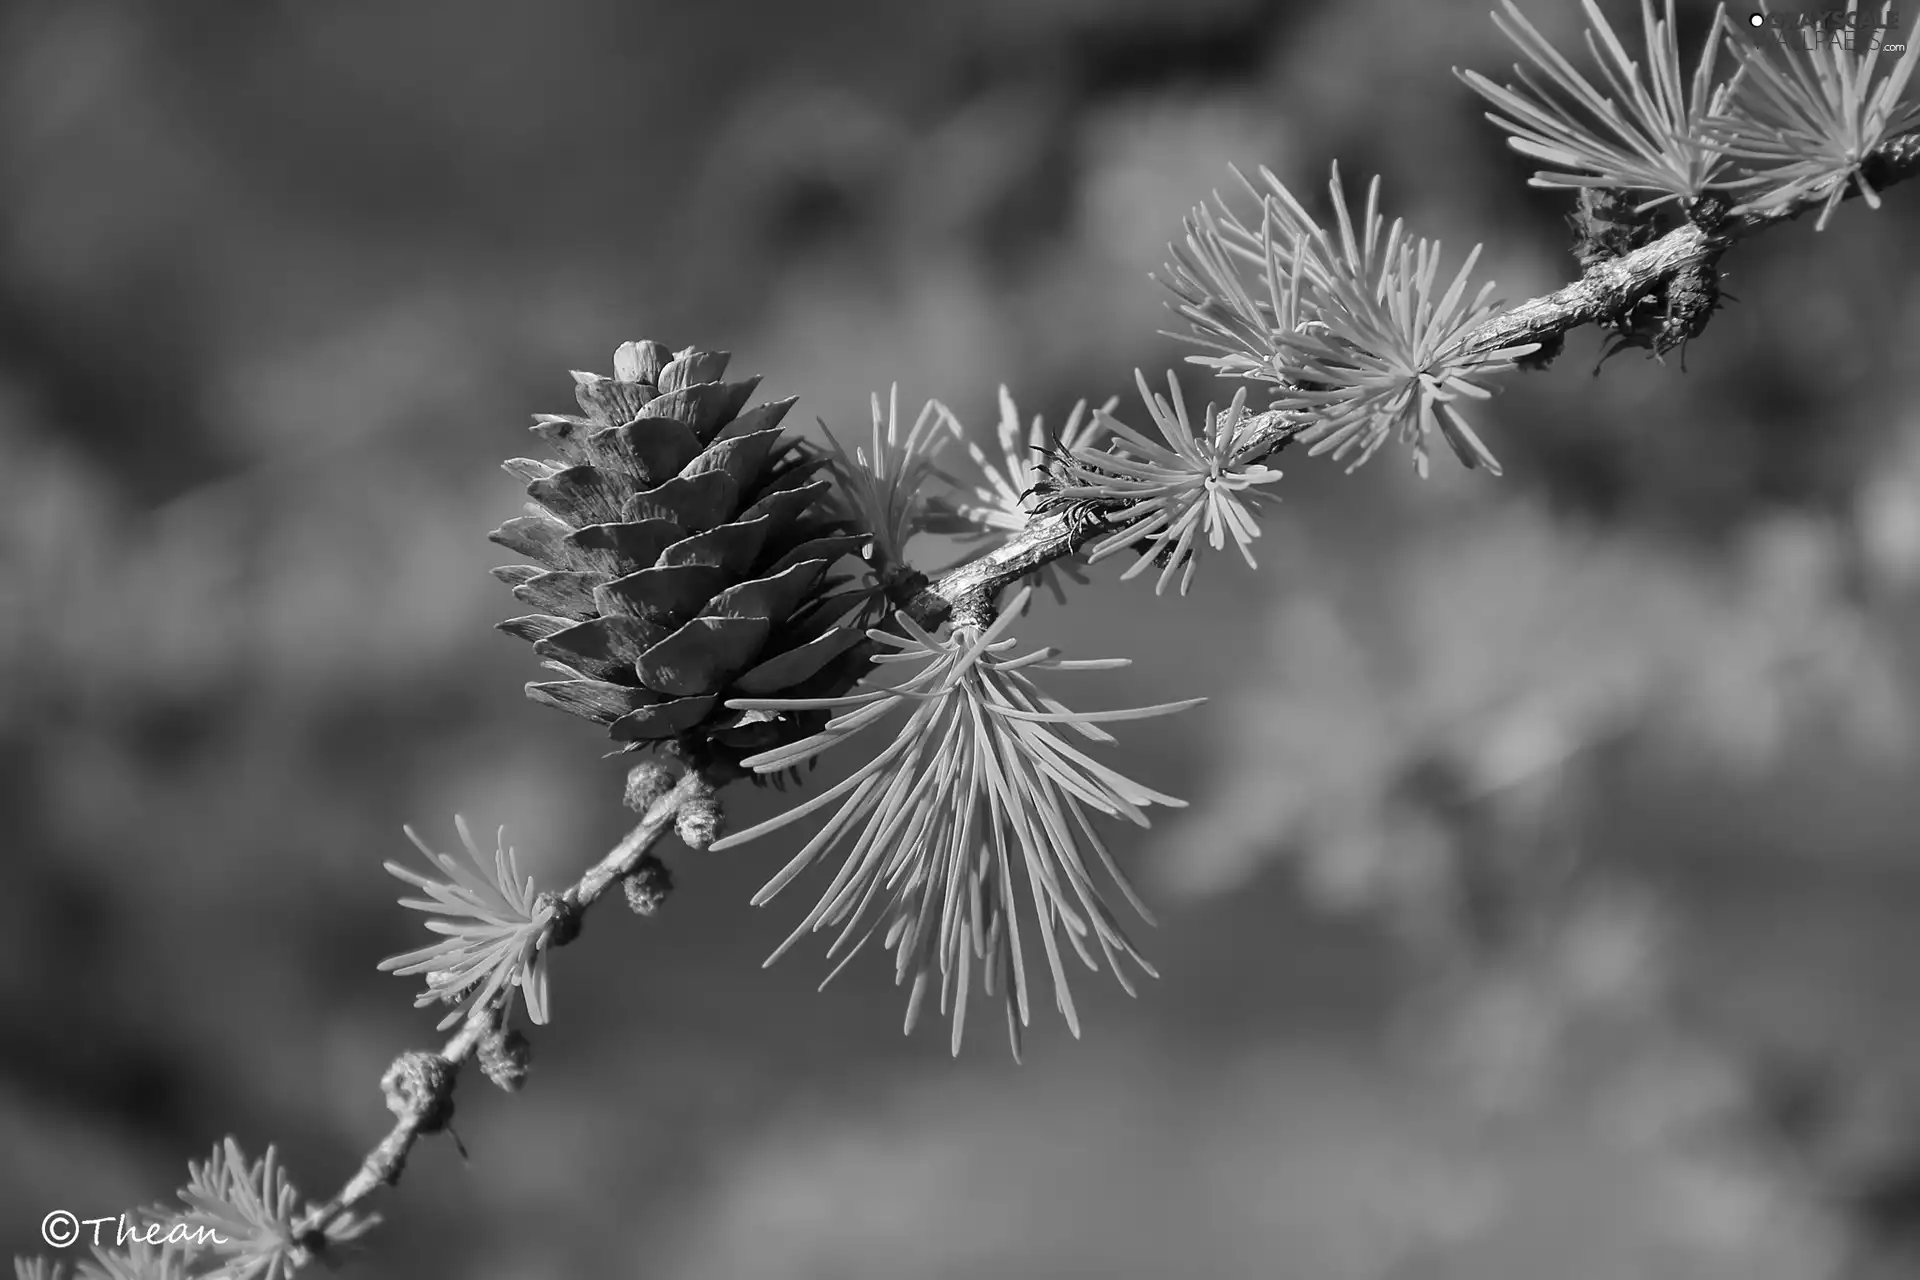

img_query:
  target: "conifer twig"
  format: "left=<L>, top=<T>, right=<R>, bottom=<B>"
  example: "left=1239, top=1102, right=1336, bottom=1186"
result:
left=293, top=768, right=707, bottom=1248
left=904, top=132, right=1920, bottom=631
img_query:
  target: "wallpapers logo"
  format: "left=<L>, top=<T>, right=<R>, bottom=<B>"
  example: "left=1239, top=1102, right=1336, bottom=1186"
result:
left=1744, top=8, right=1907, bottom=51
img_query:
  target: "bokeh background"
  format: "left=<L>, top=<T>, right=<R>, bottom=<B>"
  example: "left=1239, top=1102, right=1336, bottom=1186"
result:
left=6, top=0, right=1920, bottom=1276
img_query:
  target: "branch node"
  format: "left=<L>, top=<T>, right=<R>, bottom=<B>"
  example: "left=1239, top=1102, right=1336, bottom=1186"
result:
left=477, top=1025, right=532, bottom=1093
left=949, top=590, right=998, bottom=631
left=539, top=891, right=584, bottom=947
left=621, top=853, right=674, bottom=916
left=674, top=791, right=724, bottom=850
left=380, top=1050, right=456, bottom=1135
left=622, top=760, right=677, bottom=814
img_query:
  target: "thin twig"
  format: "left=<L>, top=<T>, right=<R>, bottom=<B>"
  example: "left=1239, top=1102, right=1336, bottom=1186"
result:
left=903, top=134, right=1920, bottom=630
left=294, top=768, right=706, bottom=1249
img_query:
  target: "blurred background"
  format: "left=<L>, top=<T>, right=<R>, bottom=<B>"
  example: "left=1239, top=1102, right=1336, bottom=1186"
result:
left=5, top=0, right=1920, bottom=1276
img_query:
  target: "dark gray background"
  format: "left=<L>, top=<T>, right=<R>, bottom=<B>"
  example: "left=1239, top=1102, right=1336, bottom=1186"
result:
left=5, top=1, right=1920, bottom=1276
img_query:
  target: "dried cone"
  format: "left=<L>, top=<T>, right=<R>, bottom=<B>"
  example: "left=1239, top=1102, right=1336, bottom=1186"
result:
left=492, top=341, right=874, bottom=771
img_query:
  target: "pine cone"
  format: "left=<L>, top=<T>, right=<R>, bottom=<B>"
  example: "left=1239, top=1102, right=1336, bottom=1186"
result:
left=492, top=340, right=875, bottom=772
